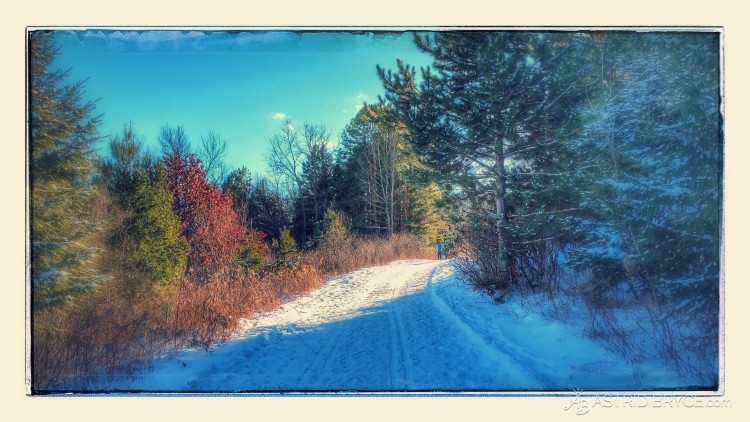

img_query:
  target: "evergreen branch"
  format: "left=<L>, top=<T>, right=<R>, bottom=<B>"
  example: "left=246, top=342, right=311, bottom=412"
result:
left=505, top=139, right=559, bottom=157
left=512, top=165, right=598, bottom=177
left=512, top=234, right=564, bottom=245
left=509, top=207, right=583, bottom=218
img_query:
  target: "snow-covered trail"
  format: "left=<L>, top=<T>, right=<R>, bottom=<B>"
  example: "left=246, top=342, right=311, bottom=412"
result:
left=98, top=259, right=677, bottom=392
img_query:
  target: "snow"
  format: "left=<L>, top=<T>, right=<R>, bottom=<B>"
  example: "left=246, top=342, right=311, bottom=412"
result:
left=93, top=259, right=685, bottom=393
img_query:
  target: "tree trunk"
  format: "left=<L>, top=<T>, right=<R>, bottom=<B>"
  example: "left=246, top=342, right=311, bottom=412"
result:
left=495, top=153, right=509, bottom=284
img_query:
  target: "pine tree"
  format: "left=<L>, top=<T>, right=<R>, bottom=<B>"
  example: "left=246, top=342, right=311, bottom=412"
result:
left=29, top=32, right=104, bottom=308
left=314, top=208, right=348, bottom=248
left=246, top=177, right=289, bottom=236
left=299, top=124, right=335, bottom=240
left=271, top=226, right=300, bottom=268
left=571, top=32, right=721, bottom=381
left=238, top=229, right=270, bottom=274
left=334, top=111, right=381, bottom=234
left=393, top=115, right=446, bottom=243
left=378, top=31, right=591, bottom=293
left=222, top=166, right=253, bottom=226
left=100, top=123, right=189, bottom=294
left=401, top=181, right=444, bottom=243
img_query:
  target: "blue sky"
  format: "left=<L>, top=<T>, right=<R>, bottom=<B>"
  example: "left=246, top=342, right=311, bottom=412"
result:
left=50, top=29, right=433, bottom=175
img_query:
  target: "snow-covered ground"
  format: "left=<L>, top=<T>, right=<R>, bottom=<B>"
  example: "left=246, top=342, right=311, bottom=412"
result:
left=95, top=259, right=684, bottom=393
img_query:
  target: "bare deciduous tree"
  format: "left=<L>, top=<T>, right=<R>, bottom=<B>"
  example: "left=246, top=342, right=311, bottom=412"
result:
left=198, top=131, right=228, bottom=184
left=158, top=125, right=191, bottom=158
left=360, top=124, right=398, bottom=237
left=267, top=120, right=307, bottom=236
left=267, top=120, right=304, bottom=195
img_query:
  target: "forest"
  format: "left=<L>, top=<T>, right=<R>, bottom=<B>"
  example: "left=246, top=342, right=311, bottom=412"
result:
left=28, top=30, right=722, bottom=391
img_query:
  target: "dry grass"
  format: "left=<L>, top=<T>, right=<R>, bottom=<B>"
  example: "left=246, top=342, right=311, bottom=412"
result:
left=305, top=233, right=435, bottom=275
left=32, top=282, right=173, bottom=390
left=32, top=232, right=430, bottom=390
left=32, top=263, right=323, bottom=391
left=168, top=264, right=323, bottom=350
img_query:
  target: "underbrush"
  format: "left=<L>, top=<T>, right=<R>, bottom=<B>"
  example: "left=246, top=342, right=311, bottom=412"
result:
left=32, top=234, right=430, bottom=391
left=304, top=233, right=435, bottom=275
left=466, top=262, right=719, bottom=388
left=578, top=285, right=719, bottom=388
left=450, top=216, right=719, bottom=389
left=32, top=264, right=323, bottom=391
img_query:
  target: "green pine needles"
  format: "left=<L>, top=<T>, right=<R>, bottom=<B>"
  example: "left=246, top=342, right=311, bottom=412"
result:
left=29, top=32, right=104, bottom=309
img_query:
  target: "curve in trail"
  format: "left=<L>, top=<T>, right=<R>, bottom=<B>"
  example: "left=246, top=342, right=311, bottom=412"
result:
left=382, top=261, right=545, bottom=390
left=95, top=259, right=562, bottom=392
left=425, top=264, right=557, bottom=389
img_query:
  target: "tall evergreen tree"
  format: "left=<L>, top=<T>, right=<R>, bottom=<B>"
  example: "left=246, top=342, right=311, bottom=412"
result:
left=100, top=123, right=189, bottom=294
left=390, top=108, right=446, bottom=243
left=334, top=111, right=380, bottom=234
left=571, top=32, right=721, bottom=380
left=299, top=124, right=335, bottom=239
left=29, top=32, right=104, bottom=308
left=222, top=166, right=253, bottom=226
left=248, top=176, right=290, bottom=237
left=378, top=31, right=591, bottom=292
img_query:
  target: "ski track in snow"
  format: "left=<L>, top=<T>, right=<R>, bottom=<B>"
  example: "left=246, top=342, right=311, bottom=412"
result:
left=97, top=259, right=680, bottom=392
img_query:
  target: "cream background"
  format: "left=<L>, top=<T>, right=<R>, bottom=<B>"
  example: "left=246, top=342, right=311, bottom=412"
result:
left=3, top=1, right=745, bottom=420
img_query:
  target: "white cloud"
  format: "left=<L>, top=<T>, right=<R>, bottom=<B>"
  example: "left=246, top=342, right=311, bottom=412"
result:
left=104, top=30, right=185, bottom=51
left=354, top=93, right=369, bottom=110
left=78, top=30, right=235, bottom=53
left=235, top=31, right=300, bottom=52
left=273, top=113, right=287, bottom=120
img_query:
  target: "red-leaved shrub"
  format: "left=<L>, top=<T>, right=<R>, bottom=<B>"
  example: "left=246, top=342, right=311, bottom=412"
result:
left=163, top=153, right=244, bottom=282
